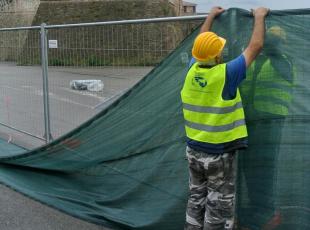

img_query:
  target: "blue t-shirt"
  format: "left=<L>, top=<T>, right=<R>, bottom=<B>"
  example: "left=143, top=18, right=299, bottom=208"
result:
left=186, top=55, right=248, bottom=153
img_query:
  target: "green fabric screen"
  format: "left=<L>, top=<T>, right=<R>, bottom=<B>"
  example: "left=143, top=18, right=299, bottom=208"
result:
left=0, top=8, right=309, bottom=230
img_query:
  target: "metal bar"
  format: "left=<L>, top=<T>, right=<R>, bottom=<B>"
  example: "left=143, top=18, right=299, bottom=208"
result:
left=46, top=14, right=208, bottom=29
left=0, top=25, right=41, bottom=31
left=40, top=23, right=52, bottom=143
left=0, top=122, right=46, bottom=141
left=0, top=15, right=208, bottom=32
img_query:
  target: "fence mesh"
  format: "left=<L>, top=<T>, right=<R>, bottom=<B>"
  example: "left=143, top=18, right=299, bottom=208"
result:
left=0, top=29, right=44, bottom=144
left=0, top=20, right=201, bottom=143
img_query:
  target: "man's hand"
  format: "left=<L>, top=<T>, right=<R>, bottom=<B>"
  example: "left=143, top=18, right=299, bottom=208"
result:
left=252, top=7, right=269, bottom=18
left=200, top=6, right=225, bottom=33
left=209, top=6, right=225, bottom=18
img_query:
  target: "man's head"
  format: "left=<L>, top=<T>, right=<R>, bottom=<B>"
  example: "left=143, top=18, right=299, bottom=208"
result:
left=264, top=26, right=286, bottom=56
left=192, top=32, right=226, bottom=65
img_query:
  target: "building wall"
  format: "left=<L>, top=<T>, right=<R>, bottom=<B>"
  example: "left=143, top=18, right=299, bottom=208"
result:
left=0, top=0, right=198, bottom=27
left=169, top=0, right=182, bottom=16
left=169, top=0, right=196, bottom=16
left=0, top=0, right=198, bottom=65
left=0, top=0, right=39, bottom=28
left=183, top=5, right=196, bottom=15
left=32, top=0, right=176, bottom=25
left=0, top=0, right=40, bottom=61
left=0, top=0, right=179, bottom=28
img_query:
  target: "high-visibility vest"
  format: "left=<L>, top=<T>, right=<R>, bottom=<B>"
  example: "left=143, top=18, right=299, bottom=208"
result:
left=181, top=63, right=248, bottom=144
left=243, top=58, right=294, bottom=116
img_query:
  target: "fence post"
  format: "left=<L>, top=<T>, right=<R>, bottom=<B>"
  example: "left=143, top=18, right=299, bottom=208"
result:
left=40, top=23, right=52, bottom=143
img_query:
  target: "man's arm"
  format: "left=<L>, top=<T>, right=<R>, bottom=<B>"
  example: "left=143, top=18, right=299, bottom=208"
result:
left=200, top=6, right=225, bottom=33
left=243, top=7, right=269, bottom=67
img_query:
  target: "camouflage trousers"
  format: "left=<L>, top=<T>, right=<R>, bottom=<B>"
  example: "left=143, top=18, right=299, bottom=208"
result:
left=185, top=147, right=237, bottom=230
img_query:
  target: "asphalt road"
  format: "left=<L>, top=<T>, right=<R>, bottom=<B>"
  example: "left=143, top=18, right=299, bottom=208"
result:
left=0, top=184, right=111, bottom=230
left=0, top=63, right=152, bottom=148
left=0, top=63, right=152, bottom=230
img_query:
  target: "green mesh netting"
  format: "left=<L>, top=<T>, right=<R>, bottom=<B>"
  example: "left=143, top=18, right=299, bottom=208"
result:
left=0, top=8, right=309, bottom=230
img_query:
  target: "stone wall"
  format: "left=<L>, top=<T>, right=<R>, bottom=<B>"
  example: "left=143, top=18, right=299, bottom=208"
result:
left=33, top=0, right=176, bottom=25
left=0, top=0, right=39, bottom=61
left=0, top=0, right=199, bottom=65
left=0, top=0, right=39, bottom=27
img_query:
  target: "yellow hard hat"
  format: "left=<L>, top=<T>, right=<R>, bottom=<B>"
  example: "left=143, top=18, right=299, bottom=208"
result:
left=267, top=26, right=286, bottom=41
left=192, top=32, right=226, bottom=62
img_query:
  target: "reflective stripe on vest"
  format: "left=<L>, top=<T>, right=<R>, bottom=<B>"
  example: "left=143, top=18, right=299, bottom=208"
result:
left=185, top=119, right=246, bottom=132
left=183, top=101, right=243, bottom=114
left=181, top=63, right=248, bottom=144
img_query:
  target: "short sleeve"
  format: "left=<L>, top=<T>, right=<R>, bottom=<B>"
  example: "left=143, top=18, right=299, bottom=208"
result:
left=223, top=55, right=247, bottom=100
left=188, top=57, right=196, bottom=69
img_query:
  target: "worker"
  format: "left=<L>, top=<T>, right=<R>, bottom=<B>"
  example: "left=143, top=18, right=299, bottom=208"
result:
left=239, top=26, right=294, bottom=230
left=181, top=6, right=269, bottom=230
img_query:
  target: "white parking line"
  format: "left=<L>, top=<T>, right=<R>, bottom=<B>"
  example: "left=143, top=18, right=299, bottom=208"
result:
left=1, top=85, right=101, bottom=109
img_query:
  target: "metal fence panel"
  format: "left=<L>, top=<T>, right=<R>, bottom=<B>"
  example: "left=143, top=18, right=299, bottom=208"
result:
left=0, top=29, right=45, bottom=143
left=0, top=16, right=203, bottom=147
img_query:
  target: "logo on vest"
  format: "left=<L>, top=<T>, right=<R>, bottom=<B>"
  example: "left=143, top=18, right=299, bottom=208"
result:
left=192, top=76, right=207, bottom=88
